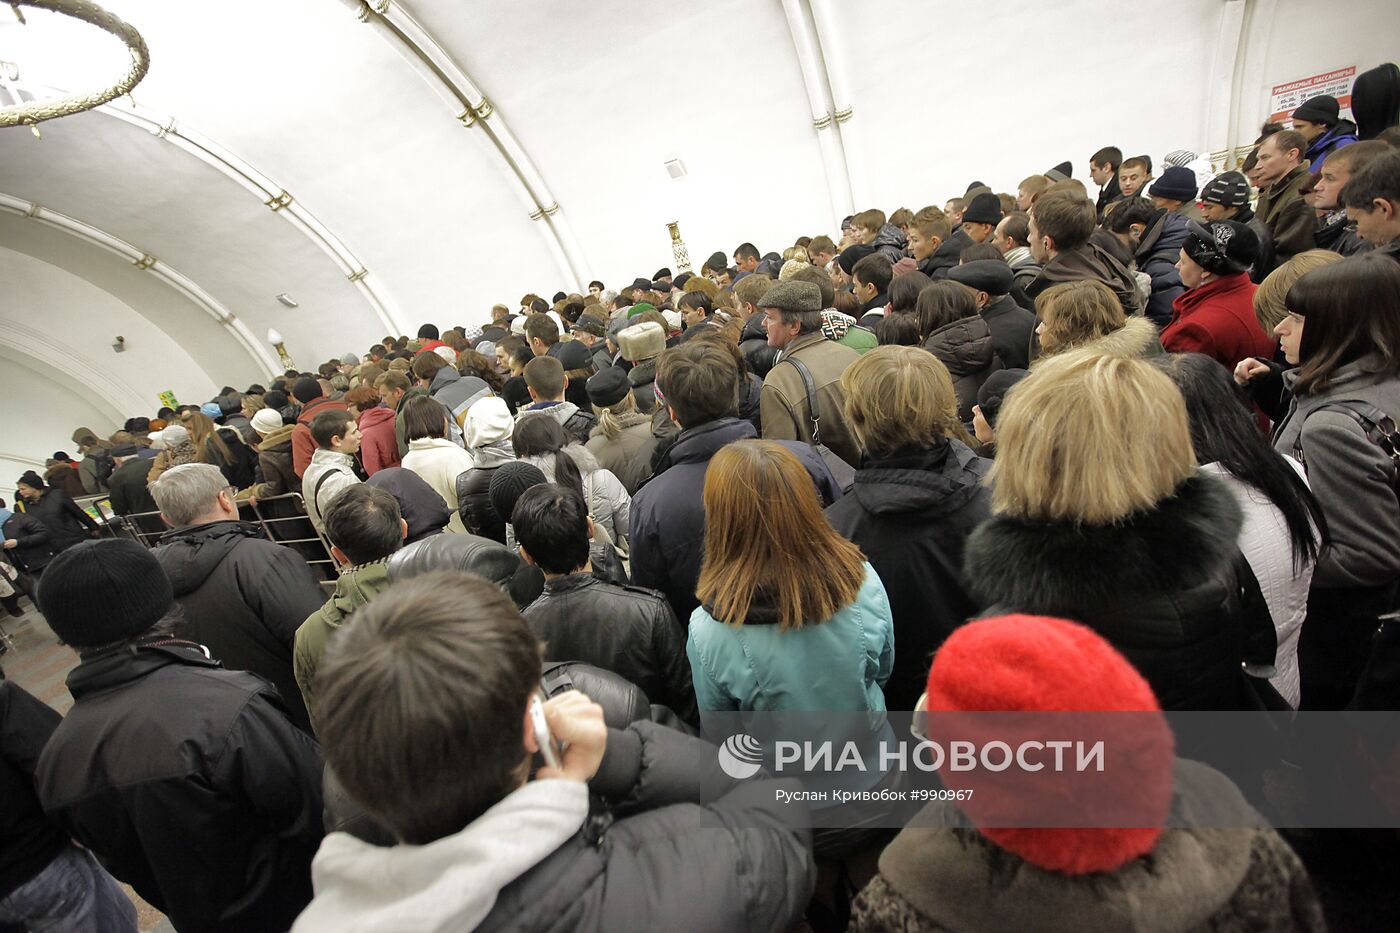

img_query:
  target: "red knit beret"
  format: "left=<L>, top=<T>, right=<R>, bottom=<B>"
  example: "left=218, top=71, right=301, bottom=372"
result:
left=925, top=614, right=1176, bottom=875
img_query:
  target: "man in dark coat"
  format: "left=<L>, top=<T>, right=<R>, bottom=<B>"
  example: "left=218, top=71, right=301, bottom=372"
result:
left=948, top=260, right=1036, bottom=369
left=2, top=509, right=54, bottom=579
left=12, top=472, right=99, bottom=554
left=1253, top=130, right=1318, bottom=266
left=630, top=341, right=840, bottom=624
left=0, top=673, right=137, bottom=930
left=34, top=539, right=324, bottom=933
left=151, top=463, right=324, bottom=732
left=514, top=484, right=696, bottom=725
left=1103, top=197, right=1192, bottom=326
left=297, top=572, right=815, bottom=932
left=105, top=444, right=158, bottom=517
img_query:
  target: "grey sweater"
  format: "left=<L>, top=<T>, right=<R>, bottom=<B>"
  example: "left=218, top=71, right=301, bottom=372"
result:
left=1274, top=355, right=1400, bottom=588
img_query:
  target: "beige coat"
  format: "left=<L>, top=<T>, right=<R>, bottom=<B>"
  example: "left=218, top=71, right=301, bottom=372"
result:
left=760, top=332, right=863, bottom=467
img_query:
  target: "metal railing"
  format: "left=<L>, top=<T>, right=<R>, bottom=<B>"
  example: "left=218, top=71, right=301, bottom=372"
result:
left=109, top=493, right=340, bottom=589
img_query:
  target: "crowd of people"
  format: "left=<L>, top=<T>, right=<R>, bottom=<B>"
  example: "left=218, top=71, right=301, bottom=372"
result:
left=3, top=74, right=1400, bottom=931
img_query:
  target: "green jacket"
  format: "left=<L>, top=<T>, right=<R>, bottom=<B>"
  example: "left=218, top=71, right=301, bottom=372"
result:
left=294, top=560, right=392, bottom=726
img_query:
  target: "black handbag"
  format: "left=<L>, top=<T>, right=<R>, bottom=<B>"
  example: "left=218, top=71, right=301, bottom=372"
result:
left=784, top=356, right=857, bottom=493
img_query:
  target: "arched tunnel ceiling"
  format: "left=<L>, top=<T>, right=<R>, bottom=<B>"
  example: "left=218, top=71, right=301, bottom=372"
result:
left=2, top=0, right=1399, bottom=404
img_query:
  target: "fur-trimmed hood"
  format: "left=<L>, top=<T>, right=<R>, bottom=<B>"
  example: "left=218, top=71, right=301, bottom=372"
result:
left=1074, top=316, right=1163, bottom=360
left=965, top=473, right=1241, bottom=616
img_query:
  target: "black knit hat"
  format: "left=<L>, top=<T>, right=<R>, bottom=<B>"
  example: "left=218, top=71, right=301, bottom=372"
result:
left=1200, top=171, right=1251, bottom=208
left=1183, top=219, right=1259, bottom=276
left=962, top=192, right=1003, bottom=226
left=836, top=243, right=877, bottom=275
left=292, top=376, right=323, bottom=404
left=673, top=271, right=694, bottom=289
left=1292, top=94, right=1340, bottom=127
left=703, top=251, right=728, bottom=274
left=1148, top=166, right=1199, bottom=202
left=976, top=369, right=1029, bottom=429
left=555, top=340, right=592, bottom=372
left=16, top=470, right=44, bottom=490
left=586, top=366, right=631, bottom=408
left=39, top=539, right=173, bottom=647
left=1045, top=161, right=1073, bottom=182
left=629, top=277, right=653, bottom=293
left=488, top=461, right=549, bottom=530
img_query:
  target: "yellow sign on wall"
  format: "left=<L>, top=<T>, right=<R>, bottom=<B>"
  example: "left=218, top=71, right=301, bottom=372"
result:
left=158, top=391, right=179, bottom=410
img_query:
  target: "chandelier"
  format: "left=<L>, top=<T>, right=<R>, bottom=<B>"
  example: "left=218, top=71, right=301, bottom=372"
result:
left=0, top=0, right=149, bottom=131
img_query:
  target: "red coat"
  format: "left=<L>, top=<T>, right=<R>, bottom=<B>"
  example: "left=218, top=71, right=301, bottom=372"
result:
left=414, top=339, right=447, bottom=356
left=357, top=405, right=400, bottom=475
left=1160, top=273, right=1274, bottom=370
left=291, top=396, right=349, bottom=478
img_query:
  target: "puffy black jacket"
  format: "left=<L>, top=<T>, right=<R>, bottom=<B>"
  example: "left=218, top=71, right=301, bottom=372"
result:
left=825, top=441, right=993, bottom=711
left=524, top=573, right=698, bottom=725
left=36, top=643, right=324, bottom=933
left=16, top=488, right=98, bottom=554
left=455, top=457, right=511, bottom=544
left=2, top=511, right=56, bottom=573
left=630, top=418, right=841, bottom=624
left=387, top=530, right=542, bottom=608
left=922, top=316, right=1003, bottom=422
left=980, top=294, right=1036, bottom=371
left=477, top=722, right=815, bottom=932
left=1134, top=208, right=1191, bottom=327
left=153, top=521, right=325, bottom=732
left=964, top=474, right=1250, bottom=713
left=0, top=678, right=68, bottom=898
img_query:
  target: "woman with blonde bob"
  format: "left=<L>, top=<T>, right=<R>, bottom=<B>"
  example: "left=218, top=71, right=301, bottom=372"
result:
left=826, top=347, right=992, bottom=711
left=962, top=349, right=1253, bottom=712
left=1034, top=279, right=1161, bottom=359
left=689, top=439, right=893, bottom=715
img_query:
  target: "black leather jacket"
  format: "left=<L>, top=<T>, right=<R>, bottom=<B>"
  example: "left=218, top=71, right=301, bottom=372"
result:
left=523, top=573, right=697, bottom=726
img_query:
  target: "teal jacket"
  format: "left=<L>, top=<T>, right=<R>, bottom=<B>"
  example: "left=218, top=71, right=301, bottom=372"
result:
left=687, top=563, right=894, bottom=713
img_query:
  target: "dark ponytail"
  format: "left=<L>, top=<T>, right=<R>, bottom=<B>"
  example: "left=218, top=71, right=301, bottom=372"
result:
left=512, top=415, right=583, bottom=500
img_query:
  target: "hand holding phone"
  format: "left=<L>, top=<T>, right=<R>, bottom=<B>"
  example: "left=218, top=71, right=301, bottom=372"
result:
left=532, top=692, right=608, bottom=783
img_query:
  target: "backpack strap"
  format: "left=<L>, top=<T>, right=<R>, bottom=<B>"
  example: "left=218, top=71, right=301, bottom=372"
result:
left=783, top=356, right=823, bottom=445
left=1292, top=401, right=1400, bottom=469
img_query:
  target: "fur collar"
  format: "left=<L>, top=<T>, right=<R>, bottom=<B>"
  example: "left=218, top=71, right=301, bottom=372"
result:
left=1078, top=316, right=1161, bottom=359
left=964, top=474, right=1241, bottom=615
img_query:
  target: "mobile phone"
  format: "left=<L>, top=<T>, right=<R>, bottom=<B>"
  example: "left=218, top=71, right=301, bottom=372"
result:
left=530, top=693, right=563, bottom=771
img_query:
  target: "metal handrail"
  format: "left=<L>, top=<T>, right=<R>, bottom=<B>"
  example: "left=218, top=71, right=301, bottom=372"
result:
left=118, top=492, right=339, bottom=587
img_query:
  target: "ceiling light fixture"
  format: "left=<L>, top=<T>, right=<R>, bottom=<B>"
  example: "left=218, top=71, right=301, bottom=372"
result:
left=0, top=0, right=150, bottom=134
left=275, top=293, right=298, bottom=307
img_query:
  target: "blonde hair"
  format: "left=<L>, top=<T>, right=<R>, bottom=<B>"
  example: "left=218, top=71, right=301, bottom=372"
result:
left=782, top=245, right=810, bottom=263
left=842, top=346, right=975, bottom=456
left=697, top=440, right=865, bottom=630
left=1036, top=280, right=1128, bottom=355
left=1253, top=250, right=1344, bottom=333
left=990, top=349, right=1196, bottom=524
left=240, top=394, right=266, bottom=418
left=592, top=388, right=639, bottom=440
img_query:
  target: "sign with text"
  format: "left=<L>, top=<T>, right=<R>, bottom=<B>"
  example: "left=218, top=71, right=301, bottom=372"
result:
left=1269, top=66, right=1355, bottom=122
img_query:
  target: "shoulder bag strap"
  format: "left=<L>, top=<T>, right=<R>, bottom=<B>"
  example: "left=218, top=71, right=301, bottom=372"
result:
left=784, top=356, right=822, bottom=445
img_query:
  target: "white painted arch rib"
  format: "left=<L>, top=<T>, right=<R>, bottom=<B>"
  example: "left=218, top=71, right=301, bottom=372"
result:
left=88, top=94, right=409, bottom=338
left=343, top=0, right=590, bottom=288
left=0, top=192, right=280, bottom=378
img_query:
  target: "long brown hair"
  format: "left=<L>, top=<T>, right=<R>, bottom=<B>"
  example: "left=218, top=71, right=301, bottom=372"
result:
left=183, top=411, right=232, bottom=464
left=1288, top=253, right=1400, bottom=395
left=697, top=440, right=865, bottom=629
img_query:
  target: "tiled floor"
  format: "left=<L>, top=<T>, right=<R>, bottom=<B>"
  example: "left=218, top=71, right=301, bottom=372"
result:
left=3, top=596, right=173, bottom=933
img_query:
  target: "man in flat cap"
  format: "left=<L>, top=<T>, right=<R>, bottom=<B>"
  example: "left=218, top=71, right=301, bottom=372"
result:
left=949, top=260, right=1036, bottom=370
left=757, top=281, right=863, bottom=467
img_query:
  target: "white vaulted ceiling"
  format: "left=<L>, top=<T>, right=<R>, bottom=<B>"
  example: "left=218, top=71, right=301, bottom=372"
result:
left=1, top=0, right=1398, bottom=433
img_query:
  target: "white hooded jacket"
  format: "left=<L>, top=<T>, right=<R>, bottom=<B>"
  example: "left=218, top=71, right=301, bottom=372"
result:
left=294, top=779, right=588, bottom=933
